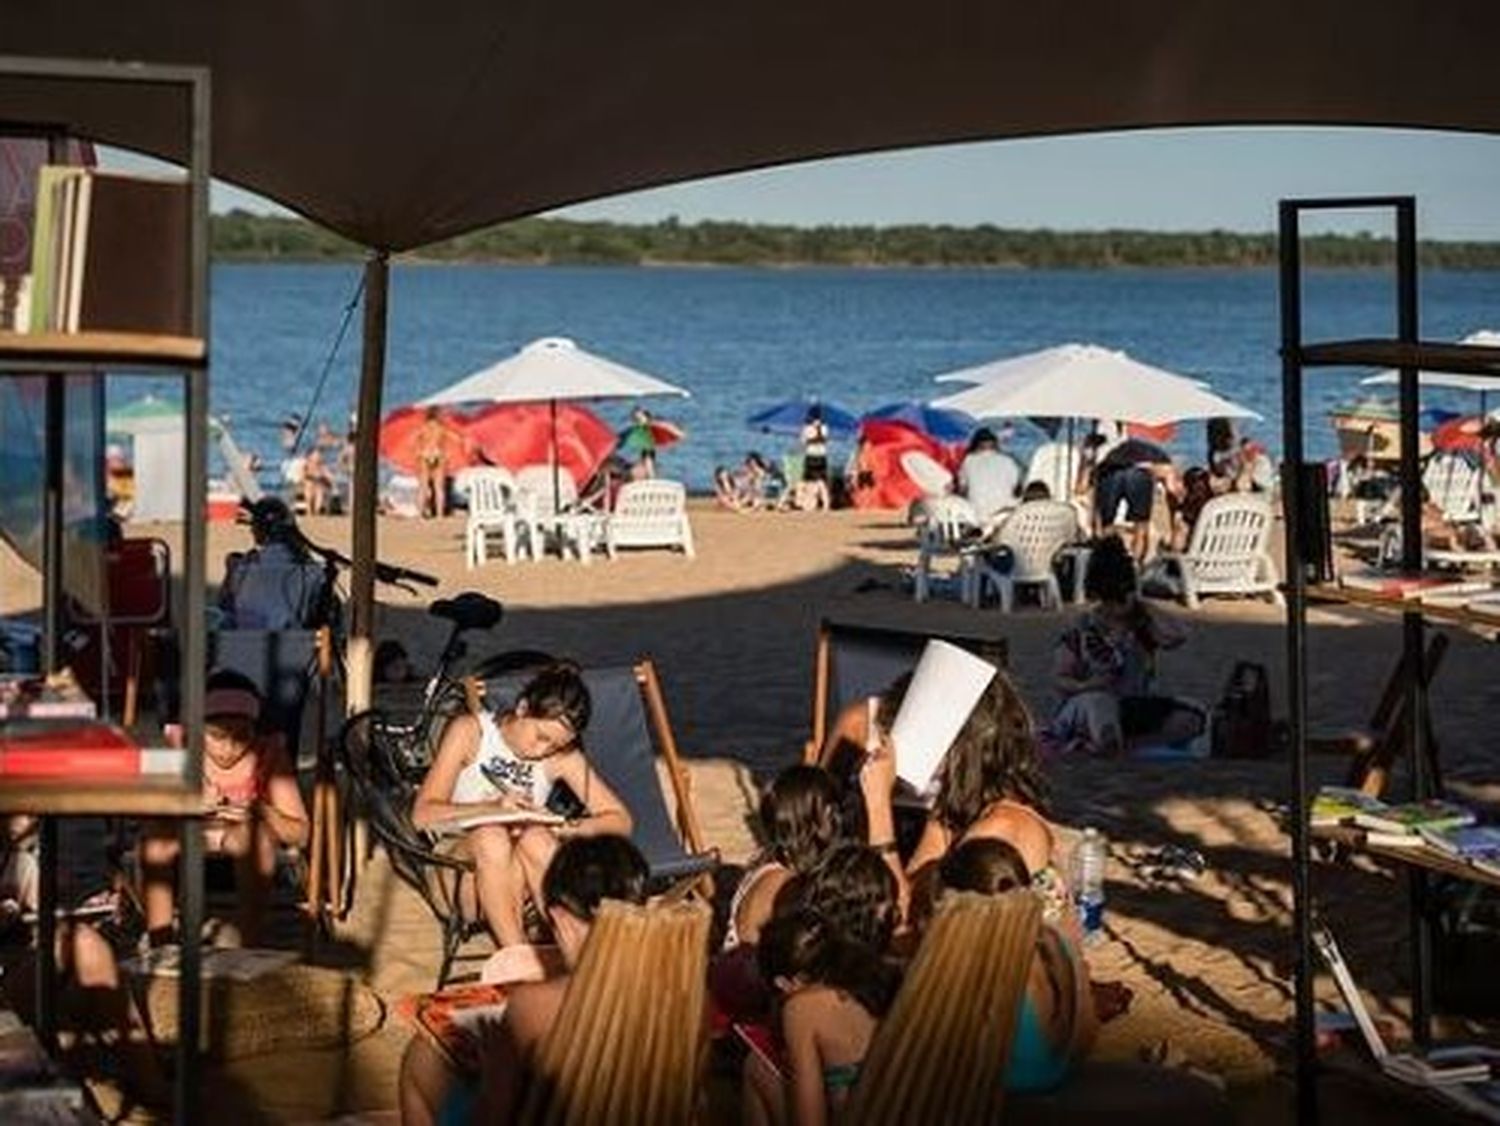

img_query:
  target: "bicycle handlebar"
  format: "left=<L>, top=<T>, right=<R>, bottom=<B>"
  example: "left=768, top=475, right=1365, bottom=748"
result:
left=296, top=534, right=439, bottom=589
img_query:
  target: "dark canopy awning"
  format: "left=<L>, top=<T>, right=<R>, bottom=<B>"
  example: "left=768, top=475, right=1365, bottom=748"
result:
left=3, top=1, right=1498, bottom=250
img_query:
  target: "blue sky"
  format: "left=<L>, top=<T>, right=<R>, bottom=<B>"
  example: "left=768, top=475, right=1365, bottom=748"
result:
left=159, top=126, right=1500, bottom=239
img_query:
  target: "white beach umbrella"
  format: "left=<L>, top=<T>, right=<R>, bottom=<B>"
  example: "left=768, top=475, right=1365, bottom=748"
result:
left=421, top=336, right=690, bottom=507
left=931, top=343, right=1258, bottom=426
left=1360, top=329, right=1500, bottom=394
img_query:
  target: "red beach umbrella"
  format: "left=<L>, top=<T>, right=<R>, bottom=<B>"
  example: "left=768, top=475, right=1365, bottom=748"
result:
left=378, top=405, right=473, bottom=473
left=462, top=402, right=618, bottom=486
left=1432, top=415, right=1486, bottom=454
left=1126, top=421, right=1178, bottom=443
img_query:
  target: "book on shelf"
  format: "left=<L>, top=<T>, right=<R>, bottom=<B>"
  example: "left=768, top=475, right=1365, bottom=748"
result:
left=0, top=675, right=96, bottom=722
left=1339, top=571, right=1465, bottom=599
left=1353, top=798, right=1476, bottom=837
left=1418, top=824, right=1500, bottom=859
left=1310, top=786, right=1388, bottom=828
left=0, top=721, right=141, bottom=778
left=27, top=165, right=190, bottom=337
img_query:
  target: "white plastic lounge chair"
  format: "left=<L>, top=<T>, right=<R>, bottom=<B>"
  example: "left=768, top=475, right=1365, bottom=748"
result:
left=463, top=466, right=530, bottom=567
left=913, top=494, right=980, bottom=602
left=1145, top=493, right=1282, bottom=608
left=605, top=480, right=695, bottom=558
left=963, top=500, right=1080, bottom=610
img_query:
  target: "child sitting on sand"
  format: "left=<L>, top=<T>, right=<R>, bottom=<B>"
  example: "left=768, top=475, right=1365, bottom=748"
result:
left=743, top=844, right=902, bottom=1126
left=141, top=671, right=309, bottom=946
left=412, top=662, right=632, bottom=951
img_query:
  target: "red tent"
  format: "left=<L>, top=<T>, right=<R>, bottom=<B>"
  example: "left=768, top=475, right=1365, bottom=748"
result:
left=849, top=420, right=962, bottom=510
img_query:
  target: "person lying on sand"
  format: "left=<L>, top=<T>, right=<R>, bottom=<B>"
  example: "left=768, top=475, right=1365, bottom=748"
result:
left=412, top=662, right=632, bottom=952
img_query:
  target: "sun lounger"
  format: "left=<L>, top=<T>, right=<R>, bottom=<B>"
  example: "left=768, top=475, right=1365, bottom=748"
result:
left=604, top=480, right=695, bottom=558
left=841, top=890, right=1041, bottom=1125
left=1143, top=493, right=1282, bottom=608
left=516, top=899, right=711, bottom=1125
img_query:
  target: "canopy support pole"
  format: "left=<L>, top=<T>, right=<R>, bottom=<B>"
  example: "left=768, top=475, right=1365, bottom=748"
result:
left=550, top=397, right=562, bottom=512
left=348, top=249, right=389, bottom=716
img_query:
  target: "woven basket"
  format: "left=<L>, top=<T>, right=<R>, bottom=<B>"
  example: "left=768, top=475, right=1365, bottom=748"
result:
left=140, top=964, right=385, bottom=1060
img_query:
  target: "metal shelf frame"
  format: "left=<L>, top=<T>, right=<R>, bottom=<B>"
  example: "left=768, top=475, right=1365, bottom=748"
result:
left=1279, top=195, right=1460, bottom=1124
left=0, top=55, right=210, bottom=1126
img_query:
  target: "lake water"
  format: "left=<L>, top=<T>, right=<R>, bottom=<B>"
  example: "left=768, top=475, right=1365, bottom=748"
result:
left=141, top=262, right=1500, bottom=490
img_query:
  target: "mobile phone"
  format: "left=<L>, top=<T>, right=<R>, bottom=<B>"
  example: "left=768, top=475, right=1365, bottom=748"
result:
left=545, top=780, right=588, bottom=821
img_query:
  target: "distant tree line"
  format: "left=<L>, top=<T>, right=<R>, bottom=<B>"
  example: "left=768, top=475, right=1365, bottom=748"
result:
left=210, top=210, right=1500, bottom=269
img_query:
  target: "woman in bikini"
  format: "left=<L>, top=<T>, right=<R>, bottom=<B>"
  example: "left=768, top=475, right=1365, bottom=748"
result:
left=415, top=406, right=452, bottom=518
left=412, top=663, right=632, bottom=952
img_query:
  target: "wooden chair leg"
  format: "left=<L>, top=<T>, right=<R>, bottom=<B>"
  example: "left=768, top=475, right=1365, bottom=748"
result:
left=122, top=633, right=142, bottom=728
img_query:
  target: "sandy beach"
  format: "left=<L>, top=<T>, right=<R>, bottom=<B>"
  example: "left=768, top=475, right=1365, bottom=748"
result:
left=9, top=501, right=1500, bottom=1121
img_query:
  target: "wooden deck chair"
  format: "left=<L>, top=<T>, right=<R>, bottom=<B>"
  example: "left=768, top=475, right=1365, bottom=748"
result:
left=841, top=890, right=1042, bottom=1126
left=482, top=661, right=718, bottom=896
left=517, top=899, right=711, bottom=1125
left=805, top=618, right=1008, bottom=765
left=1310, top=631, right=1448, bottom=798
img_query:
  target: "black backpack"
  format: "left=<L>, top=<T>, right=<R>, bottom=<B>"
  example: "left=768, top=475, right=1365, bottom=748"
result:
left=1212, top=661, right=1275, bottom=759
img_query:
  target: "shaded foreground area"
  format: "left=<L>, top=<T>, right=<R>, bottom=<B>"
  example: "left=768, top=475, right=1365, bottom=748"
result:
left=14, top=504, right=1500, bottom=1122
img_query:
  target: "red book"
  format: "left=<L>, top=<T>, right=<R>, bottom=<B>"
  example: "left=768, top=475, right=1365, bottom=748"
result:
left=0, top=722, right=141, bottom=777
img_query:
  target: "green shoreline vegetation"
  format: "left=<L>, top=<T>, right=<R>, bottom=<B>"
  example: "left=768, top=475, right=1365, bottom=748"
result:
left=210, top=211, right=1500, bottom=269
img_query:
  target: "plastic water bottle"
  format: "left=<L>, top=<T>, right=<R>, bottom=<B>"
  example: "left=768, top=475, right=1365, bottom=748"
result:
left=1075, top=827, right=1108, bottom=944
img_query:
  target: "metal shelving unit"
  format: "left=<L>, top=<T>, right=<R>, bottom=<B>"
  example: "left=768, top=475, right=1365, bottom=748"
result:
left=1280, top=194, right=1500, bottom=1122
left=0, top=55, right=211, bottom=1125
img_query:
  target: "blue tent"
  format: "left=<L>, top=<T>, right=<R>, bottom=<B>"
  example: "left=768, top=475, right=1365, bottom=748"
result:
left=746, top=397, right=859, bottom=438
left=863, top=401, right=976, bottom=443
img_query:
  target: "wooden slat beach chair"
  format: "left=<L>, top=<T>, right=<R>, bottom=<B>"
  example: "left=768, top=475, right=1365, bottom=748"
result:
left=841, top=890, right=1042, bottom=1126
left=517, top=899, right=711, bottom=1126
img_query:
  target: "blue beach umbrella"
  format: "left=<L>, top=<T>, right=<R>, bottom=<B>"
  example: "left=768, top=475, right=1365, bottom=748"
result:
left=747, top=397, right=860, bottom=438
left=862, top=401, right=977, bottom=443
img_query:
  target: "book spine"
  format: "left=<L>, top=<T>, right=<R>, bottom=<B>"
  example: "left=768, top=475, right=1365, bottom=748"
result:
left=0, top=748, right=142, bottom=777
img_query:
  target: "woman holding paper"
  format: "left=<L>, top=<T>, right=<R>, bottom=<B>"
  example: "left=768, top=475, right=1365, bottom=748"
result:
left=413, top=663, right=632, bottom=950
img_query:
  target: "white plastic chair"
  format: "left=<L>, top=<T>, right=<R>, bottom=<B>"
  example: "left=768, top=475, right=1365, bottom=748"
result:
left=913, top=494, right=980, bottom=602
left=964, top=500, right=1079, bottom=610
left=1424, top=453, right=1481, bottom=523
left=463, top=467, right=528, bottom=567
left=605, top=480, right=695, bottom=558
left=1146, top=493, right=1282, bottom=609
left=514, top=464, right=589, bottom=560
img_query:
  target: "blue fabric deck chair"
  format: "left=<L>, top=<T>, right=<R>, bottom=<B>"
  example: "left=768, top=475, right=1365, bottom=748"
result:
left=483, top=661, right=717, bottom=896
left=804, top=616, right=1009, bottom=765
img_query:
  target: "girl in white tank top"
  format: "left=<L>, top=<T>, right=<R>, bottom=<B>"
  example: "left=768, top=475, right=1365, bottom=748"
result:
left=451, top=710, right=553, bottom=808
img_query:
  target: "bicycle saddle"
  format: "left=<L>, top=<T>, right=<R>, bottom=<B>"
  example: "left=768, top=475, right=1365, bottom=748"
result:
left=428, top=592, right=503, bottom=633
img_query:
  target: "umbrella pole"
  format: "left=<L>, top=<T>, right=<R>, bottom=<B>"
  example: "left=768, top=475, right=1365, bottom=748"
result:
left=551, top=398, right=561, bottom=512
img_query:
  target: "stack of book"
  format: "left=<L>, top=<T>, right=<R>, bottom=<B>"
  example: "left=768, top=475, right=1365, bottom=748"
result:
left=1418, top=824, right=1500, bottom=879
left=0, top=720, right=182, bottom=779
left=1311, top=786, right=1476, bottom=846
left=25, top=165, right=189, bottom=336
